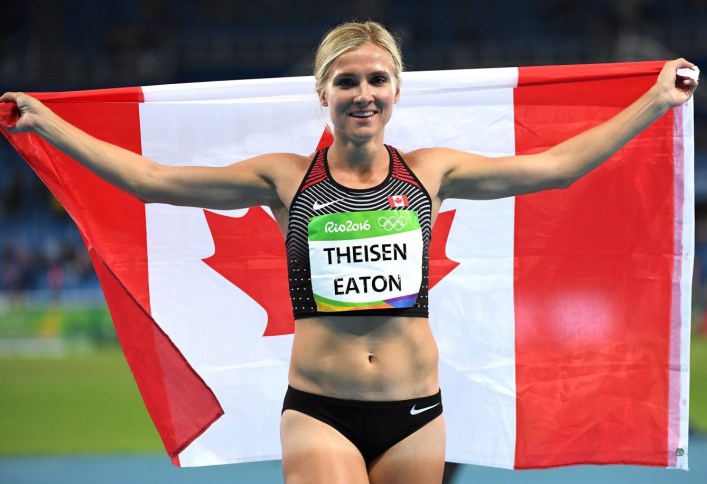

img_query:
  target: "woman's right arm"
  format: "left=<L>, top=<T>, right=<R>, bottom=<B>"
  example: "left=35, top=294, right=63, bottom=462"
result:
left=0, top=92, right=289, bottom=210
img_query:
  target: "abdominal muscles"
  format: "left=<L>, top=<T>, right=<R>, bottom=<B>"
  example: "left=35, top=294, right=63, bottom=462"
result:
left=288, top=315, right=440, bottom=401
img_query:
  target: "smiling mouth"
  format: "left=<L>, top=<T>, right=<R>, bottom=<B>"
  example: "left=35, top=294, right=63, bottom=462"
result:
left=350, top=111, right=376, bottom=118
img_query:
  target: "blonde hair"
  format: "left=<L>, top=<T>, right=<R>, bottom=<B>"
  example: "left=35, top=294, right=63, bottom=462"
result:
left=313, top=21, right=403, bottom=98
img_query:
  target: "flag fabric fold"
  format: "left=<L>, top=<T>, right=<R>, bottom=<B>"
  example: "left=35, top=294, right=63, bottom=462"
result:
left=0, top=60, right=692, bottom=470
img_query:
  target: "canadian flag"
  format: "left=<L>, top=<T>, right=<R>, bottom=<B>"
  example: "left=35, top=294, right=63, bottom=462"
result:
left=0, top=60, right=692, bottom=470
left=388, top=194, right=409, bottom=207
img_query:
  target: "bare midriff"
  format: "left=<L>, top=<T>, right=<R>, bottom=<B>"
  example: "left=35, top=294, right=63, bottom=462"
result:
left=288, top=315, right=439, bottom=401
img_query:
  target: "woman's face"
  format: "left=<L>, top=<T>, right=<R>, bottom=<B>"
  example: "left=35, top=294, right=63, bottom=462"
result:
left=321, top=43, right=400, bottom=143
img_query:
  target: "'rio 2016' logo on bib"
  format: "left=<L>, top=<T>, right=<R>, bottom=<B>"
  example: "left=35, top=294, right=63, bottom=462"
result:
left=308, top=210, right=423, bottom=312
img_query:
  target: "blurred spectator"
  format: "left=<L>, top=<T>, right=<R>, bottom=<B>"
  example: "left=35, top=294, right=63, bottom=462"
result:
left=1, top=136, right=102, bottom=301
left=0, top=171, right=22, bottom=215
left=1, top=241, right=37, bottom=295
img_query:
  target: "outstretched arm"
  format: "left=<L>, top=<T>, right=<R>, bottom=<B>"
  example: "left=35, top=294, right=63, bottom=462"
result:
left=428, top=58, right=699, bottom=201
left=0, top=92, right=292, bottom=210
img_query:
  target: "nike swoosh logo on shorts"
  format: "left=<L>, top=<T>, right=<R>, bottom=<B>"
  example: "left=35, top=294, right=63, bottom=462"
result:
left=312, top=200, right=341, bottom=210
left=409, top=402, right=440, bottom=416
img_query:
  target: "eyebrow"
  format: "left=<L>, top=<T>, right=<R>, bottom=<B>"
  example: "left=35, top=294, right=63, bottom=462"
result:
left=333, top=70, right=391, bottom=78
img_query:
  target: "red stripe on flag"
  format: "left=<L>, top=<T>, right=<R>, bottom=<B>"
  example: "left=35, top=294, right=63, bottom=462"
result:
left=513, top=63, right=673, bottom=468
left=0, top=87, right=223, bottom=461
left=517, top=61, right=665, bottom=88
left=90, top=250, right=223, bottom=462
left=29, top=86, right=146, bottom=103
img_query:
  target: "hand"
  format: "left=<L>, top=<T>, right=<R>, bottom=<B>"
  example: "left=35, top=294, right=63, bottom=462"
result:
left=0, top=92, right=49, bottom=134
left=653, top=58, right=699, bottom=109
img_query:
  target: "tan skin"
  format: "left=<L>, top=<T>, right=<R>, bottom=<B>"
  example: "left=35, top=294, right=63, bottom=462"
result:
left=1, top=44, right=697, bottom=483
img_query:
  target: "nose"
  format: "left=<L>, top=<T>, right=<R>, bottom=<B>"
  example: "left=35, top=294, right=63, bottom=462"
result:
left=354, top=82, right=374, bottom=104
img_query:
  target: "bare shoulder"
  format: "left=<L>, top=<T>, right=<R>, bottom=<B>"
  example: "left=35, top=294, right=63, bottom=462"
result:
left=403, top=147, right=486, bottom=167
left=400, top=147, right=487, bottom=199
left=235, top=151, right=311, bottom=182
left=246, top=151, right=313, bottom=208
left=246, top=151, right=311, bottom=170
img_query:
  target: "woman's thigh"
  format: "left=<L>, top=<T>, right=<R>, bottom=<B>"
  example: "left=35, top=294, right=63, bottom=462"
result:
left=367, top=414, right=446, bottom=484
left=280, top=409, right=369, bottom=484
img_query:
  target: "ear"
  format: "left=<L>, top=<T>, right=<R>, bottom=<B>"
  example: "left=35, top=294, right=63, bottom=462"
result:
left=394, top=88, right=400, bottom=104
left=320, top=92, right=328, bottom=107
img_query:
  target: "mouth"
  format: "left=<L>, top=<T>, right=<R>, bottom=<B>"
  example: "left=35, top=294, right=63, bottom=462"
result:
left=349, top=110, right=377, bottom=118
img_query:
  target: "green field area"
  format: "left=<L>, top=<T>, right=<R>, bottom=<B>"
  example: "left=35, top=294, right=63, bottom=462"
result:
left=0, top=304, right=706, bottom=454
left=0, top=347, right=162, bottom=454
left=691, top=335, right=707, bottom=432
left=0, top=304, right=116, bottom=344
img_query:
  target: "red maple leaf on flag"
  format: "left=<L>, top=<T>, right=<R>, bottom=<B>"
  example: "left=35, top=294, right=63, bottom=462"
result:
left=202, top=207, right=294, bottom=336
left=428, top=209, right=460, bottom=290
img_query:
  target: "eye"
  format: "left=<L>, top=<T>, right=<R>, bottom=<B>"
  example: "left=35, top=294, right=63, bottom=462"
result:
left=371, top=75, right=389, bottom=85
left=334, top=78, right=355, bottom=88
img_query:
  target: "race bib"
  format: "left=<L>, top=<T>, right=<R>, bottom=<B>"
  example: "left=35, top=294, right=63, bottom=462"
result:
left=308, top=210, right=423, bottom=312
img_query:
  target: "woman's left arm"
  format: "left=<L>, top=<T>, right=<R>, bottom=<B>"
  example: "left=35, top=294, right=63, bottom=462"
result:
left=432, top=58, right=698, bottom=201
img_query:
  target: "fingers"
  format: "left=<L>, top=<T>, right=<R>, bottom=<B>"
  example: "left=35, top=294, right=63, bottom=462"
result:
left=674, top=61, right=699, bottom=95
left=0, top=92, right=40, bottom=110
left=661, top=58, right=694, bottom=79
left=0, top=92, right=22, bottom=104
left=673, top=57, right=694, bottom=69
left=0, top=100, right=19, bottom=129
left=655, top=59, right=699, bottom=105
left=0, top=93, right=41, bottom=133
left=0, top=93, right=20, bottom=130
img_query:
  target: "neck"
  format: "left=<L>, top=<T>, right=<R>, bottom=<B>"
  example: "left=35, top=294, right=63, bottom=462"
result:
left=328, top=138, right=387, bottom=173
left=326, top=139, right=390, bottom=189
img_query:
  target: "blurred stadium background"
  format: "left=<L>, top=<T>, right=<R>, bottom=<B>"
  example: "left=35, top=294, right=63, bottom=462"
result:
left=1, top=0, right=707, bottom=480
